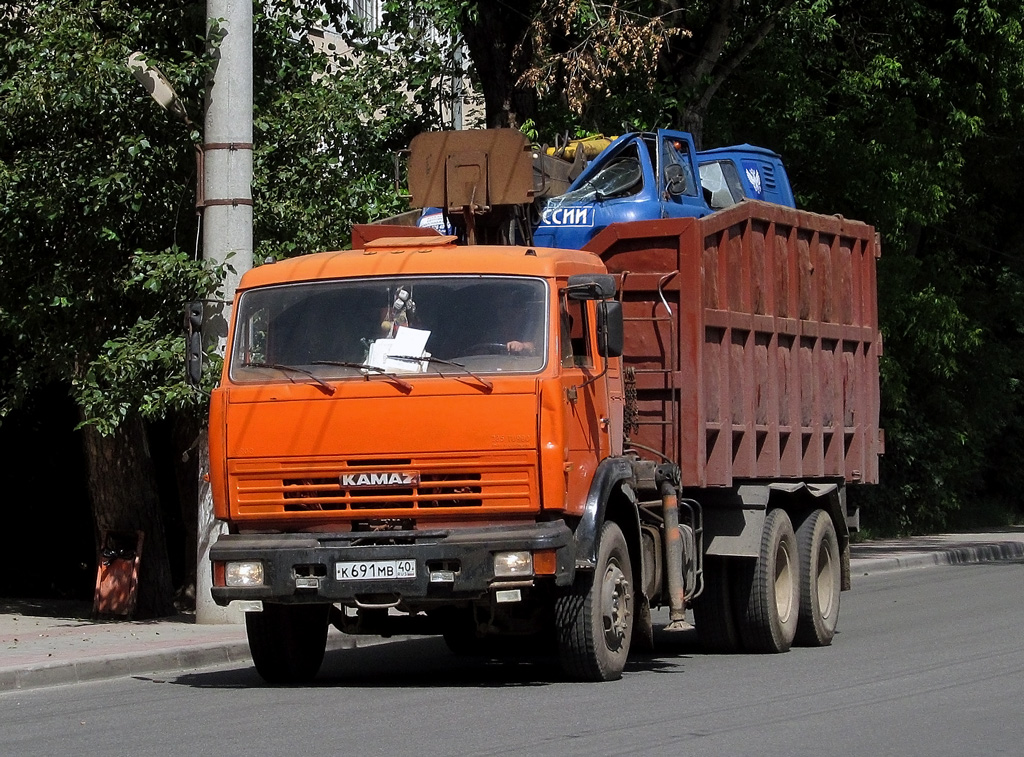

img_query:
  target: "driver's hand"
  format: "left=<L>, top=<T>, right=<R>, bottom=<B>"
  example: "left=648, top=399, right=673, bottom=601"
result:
left=507, top=340, right=534, bottom=354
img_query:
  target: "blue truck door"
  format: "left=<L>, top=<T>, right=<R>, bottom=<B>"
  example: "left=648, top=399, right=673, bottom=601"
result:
left=656, top=129, right=712, bottom=219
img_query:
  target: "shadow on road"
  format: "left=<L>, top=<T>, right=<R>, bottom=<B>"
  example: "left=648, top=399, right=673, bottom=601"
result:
left=164, top=624, right=705, bottom=690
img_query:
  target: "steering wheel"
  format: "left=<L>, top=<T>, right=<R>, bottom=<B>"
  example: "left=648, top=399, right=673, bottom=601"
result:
left=464, top=342, right=509, bottom=355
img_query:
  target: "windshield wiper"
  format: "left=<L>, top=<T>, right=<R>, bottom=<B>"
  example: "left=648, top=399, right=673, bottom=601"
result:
left=388, top=355, right=493, bottom=391
left=310, top=360, right=413, bottom=392
left=243, top=362, right=335, bottom=395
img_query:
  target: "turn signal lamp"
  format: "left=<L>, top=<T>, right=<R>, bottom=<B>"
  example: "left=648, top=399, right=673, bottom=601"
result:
left=533, top=549, right=557, bottom=575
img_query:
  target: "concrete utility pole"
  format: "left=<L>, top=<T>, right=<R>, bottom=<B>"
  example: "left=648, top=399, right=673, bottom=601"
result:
left=196, top=0, right=254, bottom=624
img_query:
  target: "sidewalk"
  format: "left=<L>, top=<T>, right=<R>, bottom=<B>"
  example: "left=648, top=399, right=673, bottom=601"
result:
left=0, top=601, right=394, bottom=692
left=0, top=601, right=250, bottom=691
left=2, top=527, right=1022, bottom=692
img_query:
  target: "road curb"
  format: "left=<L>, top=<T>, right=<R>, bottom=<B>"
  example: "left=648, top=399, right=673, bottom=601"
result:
left=0, top=633, right=405, bottom=693
left=0, top=640, right=252, bottom=692
left=850, top=540, right=1024, bottom=576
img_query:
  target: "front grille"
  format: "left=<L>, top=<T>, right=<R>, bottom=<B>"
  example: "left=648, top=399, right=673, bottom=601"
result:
left=281, top=472, right=483, bottom=510
left=231, top=454, right=535, bottom=517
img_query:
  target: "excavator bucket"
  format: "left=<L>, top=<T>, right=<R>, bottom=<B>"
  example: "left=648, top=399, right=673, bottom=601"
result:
left=407, top=129, right=534, bottom=210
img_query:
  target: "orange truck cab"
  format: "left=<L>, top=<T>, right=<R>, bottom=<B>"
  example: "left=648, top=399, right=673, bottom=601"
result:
left=204, top=130, right=882, bottom=684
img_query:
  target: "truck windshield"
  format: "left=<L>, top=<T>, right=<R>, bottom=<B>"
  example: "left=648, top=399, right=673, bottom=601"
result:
left=545, top=142, right=644, bottom=209
left=229, top=276, right=548, bottom=382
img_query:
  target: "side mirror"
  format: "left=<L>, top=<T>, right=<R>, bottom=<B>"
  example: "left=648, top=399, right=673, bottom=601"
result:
left=567, top=273, right=617, bottom=300
left=665, top=163, right=688, bottom=196
left=597, top=300, right=623, bottom=358
left=185, top=301, right=203, bottom=386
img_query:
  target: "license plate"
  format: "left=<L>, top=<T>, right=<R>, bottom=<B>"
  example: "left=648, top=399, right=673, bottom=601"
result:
left=335, top=559, right=416, bottom=581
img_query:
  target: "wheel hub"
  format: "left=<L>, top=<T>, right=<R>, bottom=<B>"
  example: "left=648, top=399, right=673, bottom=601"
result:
left=601, top=562, right=631, bottom=651
left=774, top=542, right=794, bottom=623
left=816, top=540, right=836, bottom=618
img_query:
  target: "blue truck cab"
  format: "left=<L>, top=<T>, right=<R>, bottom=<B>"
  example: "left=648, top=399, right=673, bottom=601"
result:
left=533, top=129, right=795, bottom=249
left=698, top=144, right=796, bottom=210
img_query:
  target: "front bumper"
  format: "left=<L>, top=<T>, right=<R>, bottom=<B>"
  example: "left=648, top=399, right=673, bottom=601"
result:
left=210, top=521, right=576, bottom=606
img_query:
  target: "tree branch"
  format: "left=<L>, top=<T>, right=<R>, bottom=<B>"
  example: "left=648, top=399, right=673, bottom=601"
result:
left=696, top=0, right=795, bottom=112
left=678, top=0, right=740, bottom=90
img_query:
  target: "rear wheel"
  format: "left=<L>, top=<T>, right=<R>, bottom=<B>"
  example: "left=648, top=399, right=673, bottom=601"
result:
left=732, top=509, right=799, bottom=653
left=246, top=603, right=330, bottom=684
left=556, top=521, right=633, bottom=681
left=794, top=509, right=841, bottom=646
left=693, top=556, right=741, bottom=653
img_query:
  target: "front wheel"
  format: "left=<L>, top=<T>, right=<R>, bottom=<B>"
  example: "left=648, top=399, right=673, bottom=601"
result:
left=556, top=521, right=634, bottom=681
left=794, top=509, right=841, bottom=646
left=245, top=603, right=330, bottom=684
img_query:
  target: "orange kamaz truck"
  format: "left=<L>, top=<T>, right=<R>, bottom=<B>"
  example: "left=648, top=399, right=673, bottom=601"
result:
left=203, top=130, right=882, bottom=683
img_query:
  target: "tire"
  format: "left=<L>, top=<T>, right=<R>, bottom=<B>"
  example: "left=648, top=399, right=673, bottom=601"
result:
left=732, top=508, right=799, bottom=653
left=245, top=603, right=330, bottom=684
left=556, top=521, right=634, bottom=681
left=794, top=509, right=841, bottom=646
left=693, top=556, right=741, bottom=653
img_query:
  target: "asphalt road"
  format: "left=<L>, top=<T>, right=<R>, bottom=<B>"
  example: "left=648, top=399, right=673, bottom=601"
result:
left=2, top=560, right=1022, bottom=757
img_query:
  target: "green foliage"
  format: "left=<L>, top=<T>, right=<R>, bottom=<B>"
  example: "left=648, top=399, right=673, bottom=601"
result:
left=72, top=249, right=225, bottom=435
left=0, top=1, right=452, bottom=432
left=0, top=1, right=214, bottom=429
left=701, top=0, right=1024, bottom=532
left=249, top=1, right=462, bottom=260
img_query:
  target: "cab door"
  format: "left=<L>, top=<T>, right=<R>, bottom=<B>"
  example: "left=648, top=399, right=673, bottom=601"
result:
left=558, top=294, right=610, bottom=513
left=657, top=128, right=711, bottom=219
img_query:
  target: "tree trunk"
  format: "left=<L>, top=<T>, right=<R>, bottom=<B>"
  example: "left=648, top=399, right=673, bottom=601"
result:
left=679, top=106, right=707, bottom=151
left=171, top=411, right=200, bottom=610
left=460, top=2, right=537, bottom=128
left=81, top=412, right=176, bottom=619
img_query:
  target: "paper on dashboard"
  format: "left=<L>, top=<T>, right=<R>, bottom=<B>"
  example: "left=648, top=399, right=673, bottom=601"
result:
left=365, top=326, right=431, bottom=372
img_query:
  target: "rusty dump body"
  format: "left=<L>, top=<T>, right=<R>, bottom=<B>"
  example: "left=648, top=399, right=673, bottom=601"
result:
left=208, top=129, right=882, bottom=683
left=589, top=203, right=882, bottom=489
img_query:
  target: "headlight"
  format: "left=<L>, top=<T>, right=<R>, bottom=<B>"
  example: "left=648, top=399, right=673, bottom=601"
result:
left=494, top=551, right=533, bottom=578
left=225, top=561, right=265, bottom=587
